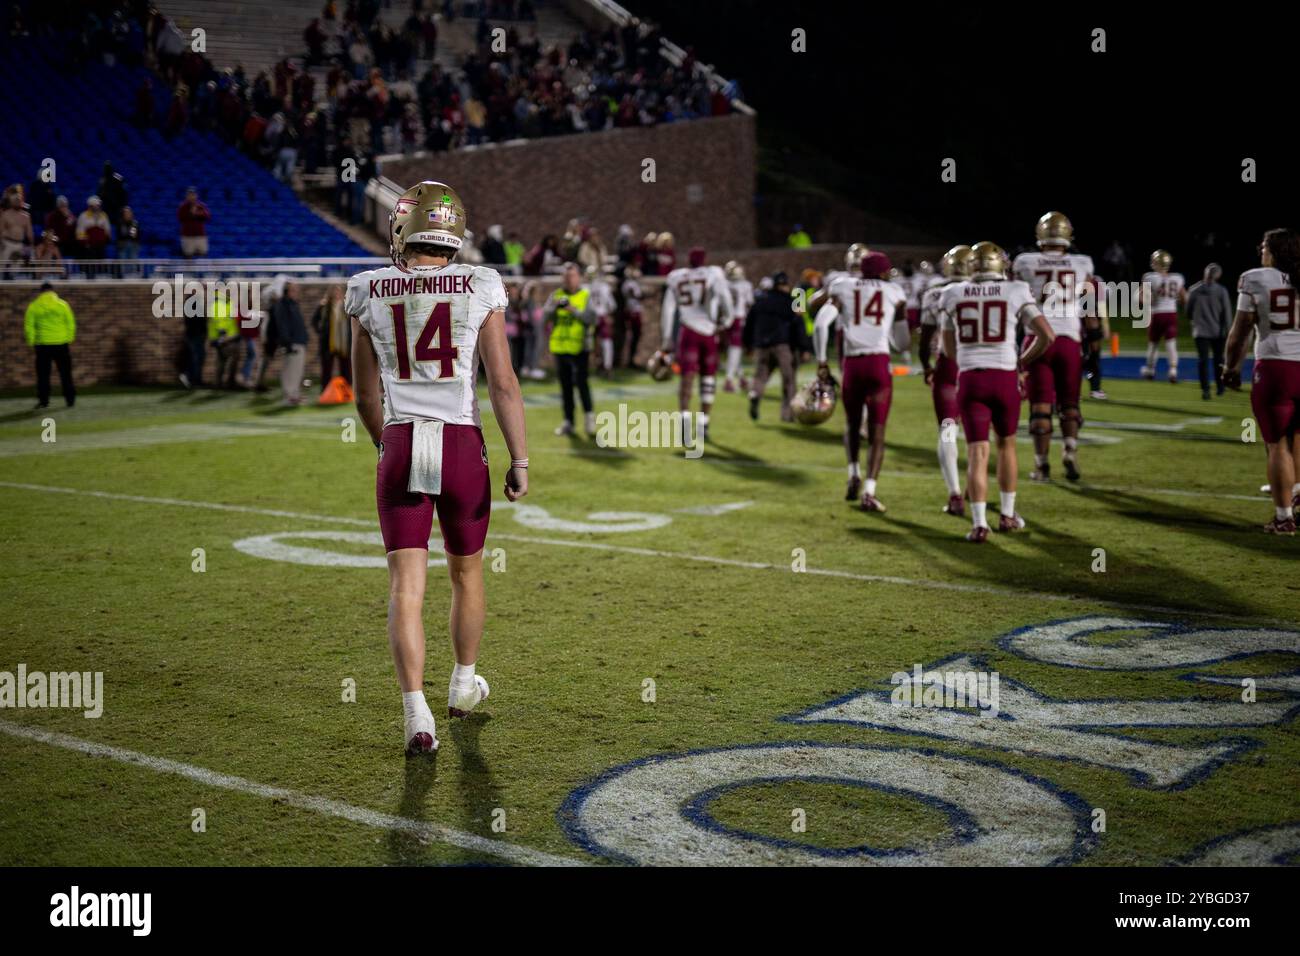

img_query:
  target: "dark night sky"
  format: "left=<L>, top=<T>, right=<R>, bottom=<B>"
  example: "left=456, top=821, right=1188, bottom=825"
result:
left=626, top=1, right=1298, bottom=270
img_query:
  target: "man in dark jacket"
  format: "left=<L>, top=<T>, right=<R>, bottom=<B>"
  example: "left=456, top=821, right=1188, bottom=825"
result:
left=1186, top=263, right=1233, bottom=399
left=272, top=282, right=309, bottom=404
left=744, top=272, right=803, bottom=421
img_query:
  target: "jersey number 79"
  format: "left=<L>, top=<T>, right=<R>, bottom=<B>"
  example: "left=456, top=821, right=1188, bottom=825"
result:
left=389, top=301, right=458, bottom=379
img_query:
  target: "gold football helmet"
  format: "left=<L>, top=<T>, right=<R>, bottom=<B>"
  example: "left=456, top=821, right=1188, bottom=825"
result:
left=655, top=231, right=674, bottom=249
left=647, top=349, right=675, bottom=381
left=724, top=259, right=744, bottom=281
left=845, top=242, right=870, bottom=273
left=1150, top=249, right=1173, bottom=271
left=917, top=260, right=934, bottom=275
left=941, top=244, right=974, bottom=278
left=791, top=377, right=838, bottom=426
left=389, top=181, right=466, bottom=266
left=971, top=240, right=1008, bottom=277
left=1035, top=211, right=1073, bottom=249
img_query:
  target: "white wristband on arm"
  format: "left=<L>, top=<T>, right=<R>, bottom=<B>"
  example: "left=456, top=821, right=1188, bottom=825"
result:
left=510, top=458, right=529, bottom=469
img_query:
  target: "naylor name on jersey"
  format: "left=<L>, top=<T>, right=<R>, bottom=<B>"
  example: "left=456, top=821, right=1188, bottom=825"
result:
left=368, top=274, right=475, bottom=298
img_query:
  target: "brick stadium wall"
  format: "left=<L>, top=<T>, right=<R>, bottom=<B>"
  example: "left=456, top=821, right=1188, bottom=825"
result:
left=0, top=281, right=325, bottom=389
left=379, top=114, right=758, bottom=252
left=0, top=240, right=945, bottom=390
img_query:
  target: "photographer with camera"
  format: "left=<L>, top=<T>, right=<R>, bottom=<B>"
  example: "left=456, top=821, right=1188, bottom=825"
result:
left=544, top=262, right=597, bottom=437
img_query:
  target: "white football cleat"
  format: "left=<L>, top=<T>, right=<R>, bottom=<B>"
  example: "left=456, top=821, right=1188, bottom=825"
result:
left=448, top=675, right=490, bottom=718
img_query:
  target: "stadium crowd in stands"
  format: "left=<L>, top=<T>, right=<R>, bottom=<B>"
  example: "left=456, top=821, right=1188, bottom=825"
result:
left=19, top=0, right=732, bottom=199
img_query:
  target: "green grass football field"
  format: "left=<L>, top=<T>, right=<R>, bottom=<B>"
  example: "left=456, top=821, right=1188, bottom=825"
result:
left=0, top=368, right=1297, bottom=867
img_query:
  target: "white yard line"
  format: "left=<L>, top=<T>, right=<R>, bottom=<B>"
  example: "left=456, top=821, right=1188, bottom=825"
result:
left=0, top=480, right=1276, bottom=623
left=0, top=718, right=585, bottom=867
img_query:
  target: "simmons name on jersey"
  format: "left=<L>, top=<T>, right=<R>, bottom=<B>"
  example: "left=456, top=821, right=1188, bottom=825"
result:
left=346, top=262, right=508, bottom=427
left=1012, top=251, right=1095, bottom=340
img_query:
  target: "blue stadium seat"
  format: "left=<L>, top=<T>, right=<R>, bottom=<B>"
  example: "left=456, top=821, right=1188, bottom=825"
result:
left=0, top=35, right=369, bottom=261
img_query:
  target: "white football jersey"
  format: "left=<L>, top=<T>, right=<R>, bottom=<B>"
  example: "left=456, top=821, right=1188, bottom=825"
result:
left=346, top=262, right=507, bottom=427
left=826, top=275, right=909, bottom=356
left=896, top=273, right=922, bottom=308
left=920, top=280, right=957, bottom=359
left=589, top=278, right=615, bottom=316
left=663, top=265, right=733, bottom=336
left=1142, top=271, right=1185, bottom=314
left=1237, top=267, right=1300, bottom=361
left=939, top=278, right=1041, bottom=372
left=620, top=276, right=643, bottom=315
left=729, top=278, right=754, bottom=322
left=1012, top=251, right=1095, bottom=340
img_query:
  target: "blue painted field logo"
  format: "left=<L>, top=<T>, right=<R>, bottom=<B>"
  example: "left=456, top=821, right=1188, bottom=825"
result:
left=0, top=665, right=102, bottom=718
left=890, top=663, right=999, bottom=717
left=561, top=616, right=1300, bottom=866
left=50, top=886, right=150, bottom=936
left=594, top=403, right=703, bottom=459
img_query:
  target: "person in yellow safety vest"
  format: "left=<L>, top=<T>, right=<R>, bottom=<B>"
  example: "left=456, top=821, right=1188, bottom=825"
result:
left=799, top=268, right=824, bottom=340
left=787, top=224, right=812, bottom=248
left=23, top=281, right=77, bottom=409
left=207, top=289, right=240, bottom=389
left=544, top=261, right=597, bottom=437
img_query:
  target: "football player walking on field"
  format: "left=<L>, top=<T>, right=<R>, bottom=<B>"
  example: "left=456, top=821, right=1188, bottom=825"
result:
left=1223, top=227, right=1300, bottom=535
left=1138, top=249, right=1187, bottom=382
left=1012, top=211, right=1100, bottom=481
left=940, top=242, right=1055, bottom=541
left=815, top=251, right=909, bottom=511
left=660, top=247, right=734, bottom=443
left=348, top=181, right=529, bottom=755
left=918, top=244, right=975, bottom=515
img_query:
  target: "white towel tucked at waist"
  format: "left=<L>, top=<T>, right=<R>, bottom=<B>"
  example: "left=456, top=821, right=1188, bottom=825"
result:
left=407, top=420, right=445, bottom=495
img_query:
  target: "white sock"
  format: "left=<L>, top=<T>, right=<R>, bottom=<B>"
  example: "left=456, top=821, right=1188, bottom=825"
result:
left=726, top=345, right=742, bottom=379
left=450, top=662, right=476, bottom=694
left=864, top=477, right=878, bottom=497
left=1145, top=342, right=1158, bottom=371
left=1001, top=490, right=1016, bottom=516
left=601, top=339, right=613, bottom=369
left=848, top=461, right=861, bottom=479
left=1292, top=482, right=1300, bottom=498
left=1034, top=453, right=1047, bottom=468
left=1166, top=339, right=1178, bottom=372
left=1277, top=506, right=1294, bottom=521
left=972, top=501, right=988, bottom=529
left=403, top=690, right=434, bottom=733
left=937, top=426, right=960, bottom=495
left=698, top=412, right=709, bottom=428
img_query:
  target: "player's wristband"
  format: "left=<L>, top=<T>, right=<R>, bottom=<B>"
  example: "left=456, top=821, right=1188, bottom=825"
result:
left=510, top=458, right=529, bottom=469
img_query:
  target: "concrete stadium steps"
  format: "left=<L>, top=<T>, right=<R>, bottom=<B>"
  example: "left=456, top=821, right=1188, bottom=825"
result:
left=373, top=1, right=589, bottom=72
left=162, top=0, right=324, bottom=77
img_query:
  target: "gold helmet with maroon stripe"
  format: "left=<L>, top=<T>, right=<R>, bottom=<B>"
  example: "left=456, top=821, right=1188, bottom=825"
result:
left=389, top=180, right=466, bottom=267
left=1150, top=249, right=1173, bottom=271
left=1035, top=211, right=1073, bottom=249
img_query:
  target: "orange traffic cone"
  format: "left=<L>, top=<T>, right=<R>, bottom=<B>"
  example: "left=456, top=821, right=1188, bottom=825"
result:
left=318, top=375, right=354, bottom=405
left=1110, top=333, right=1120, bottom=357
